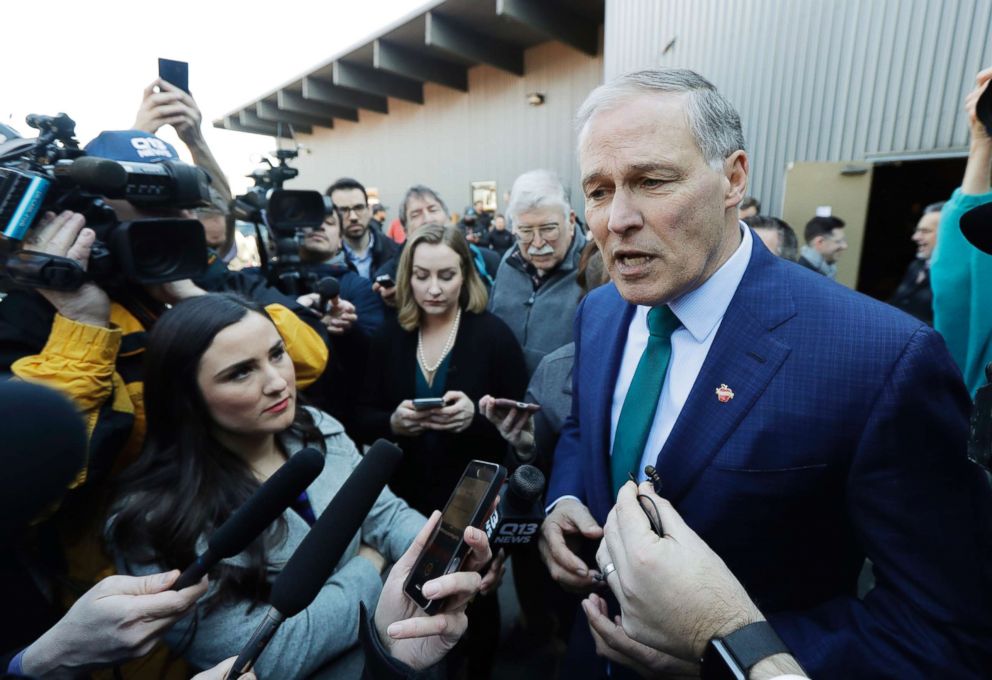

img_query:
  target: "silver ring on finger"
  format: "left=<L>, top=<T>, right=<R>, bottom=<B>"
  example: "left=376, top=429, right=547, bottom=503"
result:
left=601, top=562, right=617, bottom=579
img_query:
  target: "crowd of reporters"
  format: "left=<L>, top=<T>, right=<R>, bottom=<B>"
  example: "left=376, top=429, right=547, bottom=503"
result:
left=3, top=61, right=992, bottom=680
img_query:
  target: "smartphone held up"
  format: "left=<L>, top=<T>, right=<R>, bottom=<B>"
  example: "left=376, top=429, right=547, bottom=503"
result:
left=403, top=460, right=506, bottom=613
left=158, top=58, right=190, bottom=94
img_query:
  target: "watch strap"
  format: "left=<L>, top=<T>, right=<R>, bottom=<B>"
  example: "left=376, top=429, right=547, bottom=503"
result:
left=721, top=620, right=790, bottom=671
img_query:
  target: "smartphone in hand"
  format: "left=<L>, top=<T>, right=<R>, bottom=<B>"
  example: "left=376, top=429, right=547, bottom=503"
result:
left=491, top=398, right=541, bottom=413
left=412, top=398, right=446, bottom=411
left=375, top=274, right=396, bottom=289
left=404, top=460, right=506, bottom=613
left=158, top=58, right=190, bottom=94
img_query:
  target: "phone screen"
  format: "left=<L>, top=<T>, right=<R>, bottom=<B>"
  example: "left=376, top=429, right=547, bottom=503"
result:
left=404, top=461, right=505, bottom=612
left=439, top=475, right=492, bottom=538
left=158, top=58, right=190, bottom=94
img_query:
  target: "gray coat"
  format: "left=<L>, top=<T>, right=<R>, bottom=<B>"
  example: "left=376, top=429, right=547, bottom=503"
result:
left=488, top=229, right=587, bottom=375
left=525, top=342, right=574, bottom=474
left=111, top=408, right=426, bottom=679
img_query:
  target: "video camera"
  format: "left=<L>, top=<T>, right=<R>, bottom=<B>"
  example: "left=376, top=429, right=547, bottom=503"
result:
left=231, top=148, right=329, bottom=296
left=0, top=113, right=210, bottom=291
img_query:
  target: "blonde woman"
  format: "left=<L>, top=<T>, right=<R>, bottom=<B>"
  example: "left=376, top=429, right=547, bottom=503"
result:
left=357, top=224, right=526, bottom=679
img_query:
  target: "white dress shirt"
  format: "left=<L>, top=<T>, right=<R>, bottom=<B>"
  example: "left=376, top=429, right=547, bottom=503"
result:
left=549, top=225, right=752, bottom=511
left=613, top=224, right=752, bottom=481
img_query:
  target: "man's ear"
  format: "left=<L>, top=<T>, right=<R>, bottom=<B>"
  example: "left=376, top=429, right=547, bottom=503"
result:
left=724, top=151, right=749, bottom=209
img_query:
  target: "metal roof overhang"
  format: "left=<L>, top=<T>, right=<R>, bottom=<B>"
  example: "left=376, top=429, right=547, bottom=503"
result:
left=215, top=0, right=604, bottom=138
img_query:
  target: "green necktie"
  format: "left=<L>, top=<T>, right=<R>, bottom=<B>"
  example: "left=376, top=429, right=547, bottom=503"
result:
left=611, top=306, right=681, bottom=498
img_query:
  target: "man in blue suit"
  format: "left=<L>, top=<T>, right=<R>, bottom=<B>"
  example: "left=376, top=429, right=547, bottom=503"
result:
left=540, top=69, right=992, bottom=678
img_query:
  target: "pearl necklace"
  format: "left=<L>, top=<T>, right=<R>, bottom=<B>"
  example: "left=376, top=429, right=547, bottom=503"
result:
left=418, top=307, right=462, bottom=374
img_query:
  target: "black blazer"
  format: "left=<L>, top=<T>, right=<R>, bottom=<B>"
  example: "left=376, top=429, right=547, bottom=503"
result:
left=357, top=310, right=528, bottom=515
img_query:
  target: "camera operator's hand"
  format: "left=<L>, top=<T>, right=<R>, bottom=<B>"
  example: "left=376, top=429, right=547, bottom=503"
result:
left=134, top=79, right=204, bottom=147
left=373, top=510, right=492, bottom=670
left=425, top=391, right=474, bottom=433
left=538, top=498, right=603, bottom=593
left=20, top=569, right=207, bottom=678
left=297, top=293, right=358, bottom=335
left=372, top=281, right=397, bottom=308
left=192, top=657, right=256, bottom=680
left=478, top=395, right=536, bottom=457
left=27, top=211, right=111, bottom=328
left=390, top=400, right=434, bottom=437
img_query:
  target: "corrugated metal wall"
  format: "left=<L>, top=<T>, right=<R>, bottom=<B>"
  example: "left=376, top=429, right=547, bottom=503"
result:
left=604, top=0, right=992, bottom=215
left=290, top=40, right=603, bottom=220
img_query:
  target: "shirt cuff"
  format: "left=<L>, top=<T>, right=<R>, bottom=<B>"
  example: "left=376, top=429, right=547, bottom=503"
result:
left=545, top=494, right=583, bottom=515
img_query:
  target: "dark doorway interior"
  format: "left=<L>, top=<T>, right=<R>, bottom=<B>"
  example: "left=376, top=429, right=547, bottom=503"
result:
left=857, top=157, right=965, bottom=301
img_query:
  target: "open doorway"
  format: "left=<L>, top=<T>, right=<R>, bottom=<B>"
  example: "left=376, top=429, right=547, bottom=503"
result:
left=856, top=157, right=965, bottom=300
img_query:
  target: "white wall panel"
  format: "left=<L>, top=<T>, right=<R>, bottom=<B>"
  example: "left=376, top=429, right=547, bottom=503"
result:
left=289, top=39, right=603, bottom=221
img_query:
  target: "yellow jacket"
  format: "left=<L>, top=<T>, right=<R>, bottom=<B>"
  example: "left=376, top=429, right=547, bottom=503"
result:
left=12, top=302, right=328, bottom=487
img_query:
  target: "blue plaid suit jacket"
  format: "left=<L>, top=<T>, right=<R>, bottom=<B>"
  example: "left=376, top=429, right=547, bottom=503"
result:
left=548, top=234, right=992, bottom=678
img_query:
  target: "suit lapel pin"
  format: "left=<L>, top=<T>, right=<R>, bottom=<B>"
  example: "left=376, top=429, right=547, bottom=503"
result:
left=715, top=384, right=734, bottom=403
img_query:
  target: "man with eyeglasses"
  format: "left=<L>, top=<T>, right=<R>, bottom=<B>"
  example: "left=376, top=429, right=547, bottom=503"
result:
left=798, top=213, right=847, bottom=279
left=325, top=177, right=398, bottom=280
left=488, top=169, right=587, bottom=374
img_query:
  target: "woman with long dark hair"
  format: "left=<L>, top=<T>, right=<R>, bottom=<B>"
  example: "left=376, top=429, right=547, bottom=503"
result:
left=106, top=293, right=426, bottom=678
left=356, top=224, right=528, bottom=679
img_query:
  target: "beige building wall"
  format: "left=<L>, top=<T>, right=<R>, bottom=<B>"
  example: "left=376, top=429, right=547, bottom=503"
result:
left=289, top=39, right=603, bottom=222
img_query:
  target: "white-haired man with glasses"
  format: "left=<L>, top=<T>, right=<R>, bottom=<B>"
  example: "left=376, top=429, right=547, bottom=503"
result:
left=488, top=169, right=587, bottom=374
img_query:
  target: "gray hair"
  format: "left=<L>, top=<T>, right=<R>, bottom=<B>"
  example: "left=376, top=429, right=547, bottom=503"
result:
left=924, top=201, right=945, bottom=214
left=506, top=170, right=570, bottom=224
left=399, top=185, right=448, bottom=227
left=575, top=68, right=745, bottom=169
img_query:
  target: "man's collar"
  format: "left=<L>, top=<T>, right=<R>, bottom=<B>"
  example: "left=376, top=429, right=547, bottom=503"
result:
left=666, top=223, right=752, bottom=343
left=344, top=227, right=373, bottom=257
left=800, top=245, right=836, bottom=276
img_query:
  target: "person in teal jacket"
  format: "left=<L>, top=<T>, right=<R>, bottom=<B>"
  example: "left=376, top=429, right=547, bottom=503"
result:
left=931, top=66, right=992, bottom=396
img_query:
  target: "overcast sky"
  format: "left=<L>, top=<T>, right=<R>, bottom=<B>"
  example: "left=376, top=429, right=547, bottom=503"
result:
left=2, top=0, right=424, bottom=193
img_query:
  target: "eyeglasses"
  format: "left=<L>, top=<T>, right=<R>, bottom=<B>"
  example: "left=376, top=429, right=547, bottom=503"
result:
left=515, top=222, right=560, bottom=243
left=336, top=203, right=368, bottom=216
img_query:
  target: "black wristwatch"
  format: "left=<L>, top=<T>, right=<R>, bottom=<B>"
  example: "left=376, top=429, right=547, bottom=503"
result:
left=699, top=621, right=790, bottom=680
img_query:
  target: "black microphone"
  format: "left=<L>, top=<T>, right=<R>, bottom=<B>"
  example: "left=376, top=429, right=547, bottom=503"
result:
left=486, top=464, right=546, bottom=549
left=228, top=439, right=404, bottom=677
left=316, top=276, right=340, bottom=315
left=172, top=448, right=325, bottom=591
left=64, top=156, right=128, bottom=194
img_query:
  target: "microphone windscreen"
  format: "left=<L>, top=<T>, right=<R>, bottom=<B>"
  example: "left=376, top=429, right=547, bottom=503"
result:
left=210, top=447, right=325, bottom=558
left=507, top=464, right=545, bottom=508
left=270, top=439, right=403, bottom=617
left=0, top=382, right=86, bottom=535
left=67, top=157, right=128, bottom=194
left=316, top=277, right=340, bottom=300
